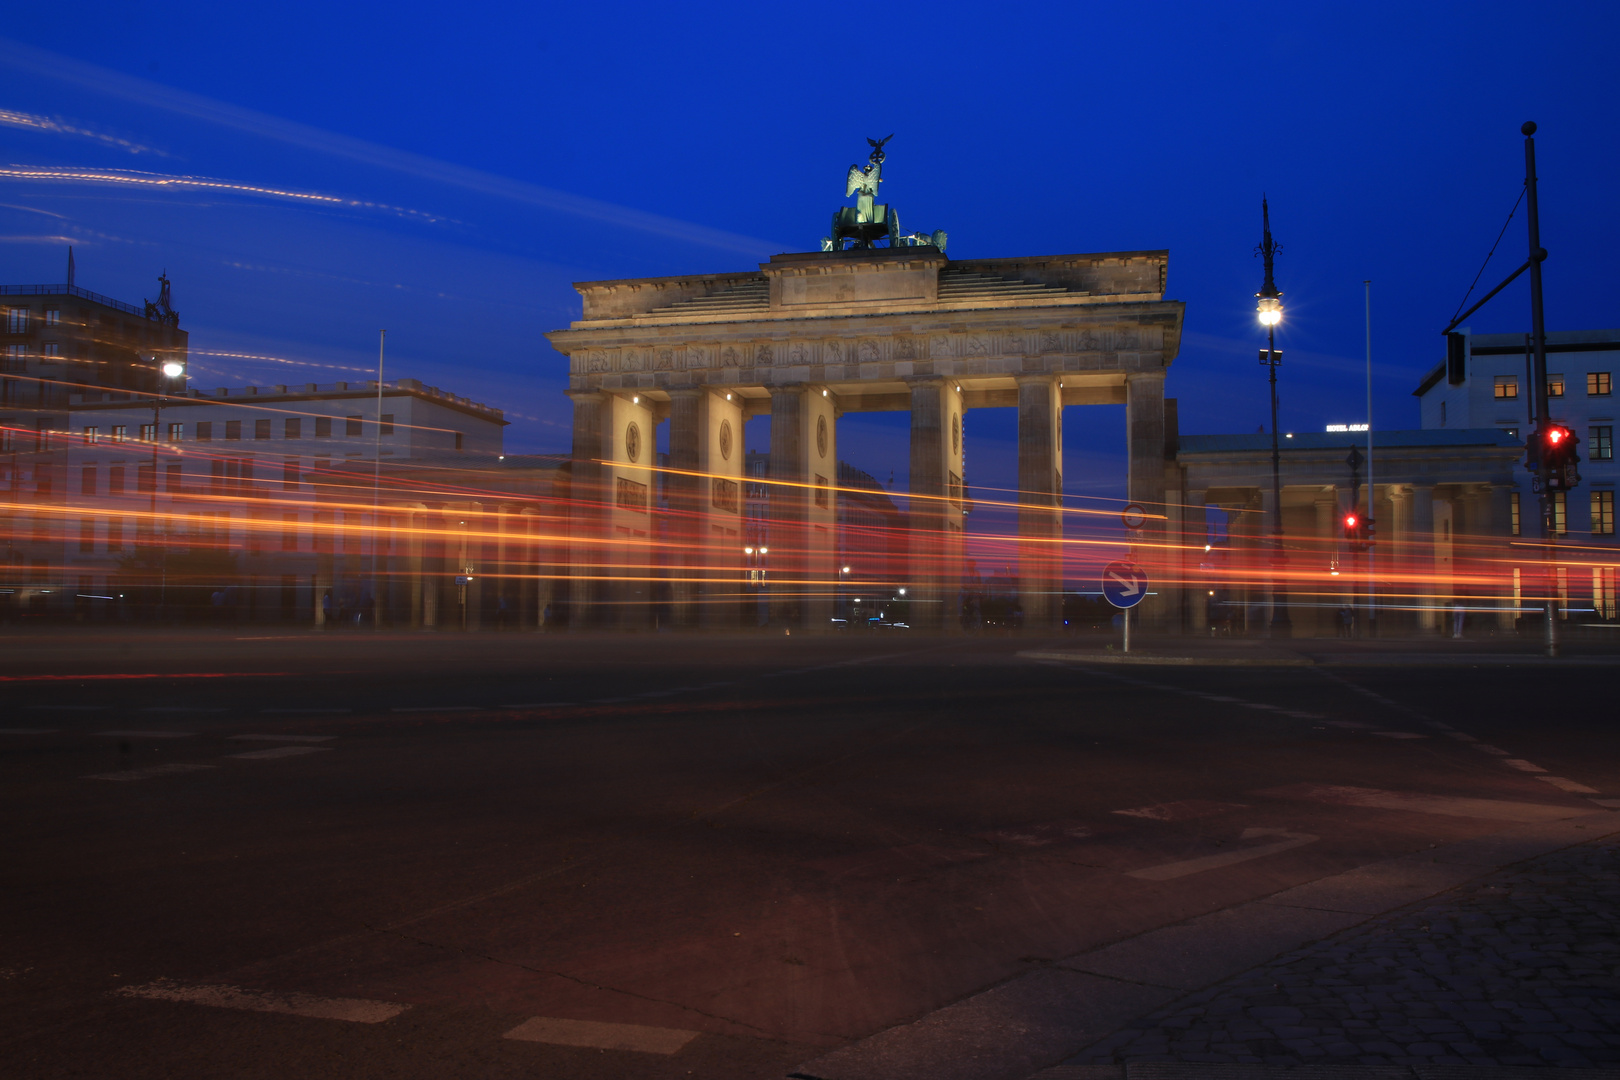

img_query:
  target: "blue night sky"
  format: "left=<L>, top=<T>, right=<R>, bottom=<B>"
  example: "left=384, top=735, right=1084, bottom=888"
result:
left=2, top=2, right=1616, bottom=508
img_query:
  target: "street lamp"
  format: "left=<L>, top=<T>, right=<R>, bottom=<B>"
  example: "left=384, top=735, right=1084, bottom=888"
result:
left=150, top=358, right=185, bottom=620
left=1256, top=197, right=1292, bottom=636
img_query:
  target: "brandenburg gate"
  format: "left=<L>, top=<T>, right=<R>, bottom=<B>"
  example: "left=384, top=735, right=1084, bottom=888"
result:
left=546, top=139, right=1185, bottom=630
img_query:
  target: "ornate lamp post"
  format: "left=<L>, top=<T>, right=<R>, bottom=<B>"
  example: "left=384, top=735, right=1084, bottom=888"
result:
left=1256, top=198, right=1292, bottom=636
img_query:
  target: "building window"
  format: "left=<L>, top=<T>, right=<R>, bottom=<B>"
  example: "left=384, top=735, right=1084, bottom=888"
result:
left=282, top=458, right=301, bottom=490
left=1553, top=490, right=1567, bottom=535
left=284, top=417, right=301, bottom=439
left=107, top=518, right=123, bottom=550
left=139, top=423, right=157, bottom=442
left=165, top=462, right=184, bottom=494
left=80, top=520, right=96, bottom=553
left=137, top=463, right=155, bottom=494
left=1494, top=376, right=1518, bottom=399
left=111, top=425, right=127, bottom=443
left=195, top=421, right=212, bottom=441
left=282, top=513, right=299, bottom=551
left=1547, top=374, right=1565, bottom=397
left=1440, top=401, right=1447, bottom=426
left=380, top=413, right=394, bottom=436
left=346, top=414, right=362, bottom=437
left=1594, top=490, right=1616, bottom=536
left=1597, top=567, right=1618, bottom=620
left=255, top=418, right=271, bottom=440
left=4, top=344, right=26, bottom=371
left=109, top=465, right=124, bottom=494
left=42, top=342, right=59, bottom=359
left=167, top=422, right=183, bottom=442
left=225, top=419, right=241, bottom=441
left=81, top=465, right=96, bottom=497
left=5, top=307, right=27, bottom=333
left=82, top=426, right=99, bottom=444
left=1589, top=372, right=1612, bottom=396
left=1510, top=491, right=1521, bottom=536
left=44, top=308, right=59, bottom=326
left=1594, top=426, right=1614, bottom=461
left=315, top=416, right=331, bottom=438
left=454, top=432, right=463, bottom=451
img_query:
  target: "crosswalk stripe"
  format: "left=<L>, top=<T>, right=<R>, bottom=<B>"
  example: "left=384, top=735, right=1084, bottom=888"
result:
left=118, top=979, right=407, bottom=1023
left=503, top=1016, right=698, bottom=1055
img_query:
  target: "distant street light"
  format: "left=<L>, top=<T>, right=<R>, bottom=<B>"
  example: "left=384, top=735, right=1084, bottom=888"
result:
left=1256, top=197, right=1292, bottom=637
left=161, top=360, right=185, bottom=378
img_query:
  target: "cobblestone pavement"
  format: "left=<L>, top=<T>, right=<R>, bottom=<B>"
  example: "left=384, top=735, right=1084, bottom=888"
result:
left=1067, top=838, right=1620, bottom=1070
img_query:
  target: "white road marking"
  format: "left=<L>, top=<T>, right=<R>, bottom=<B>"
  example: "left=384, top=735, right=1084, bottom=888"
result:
left=1446, top=731, right=1478, bottom=742
left=503, top=1016, right=698, bottom=1055
left=118, top=979, right=407, bottom=1023
left=262, top=708, right=351, bottom=714
left=99, top=730, right=195, bottom=739
left=1281, top=710, right=1326, bottom=719
left=391, top=705, right=480, bottom=712
left=0, top=728, right=59, bottom=735
left=1371, top=731, right=1428, bottom=739
left=229, top=746, right=331, bottom=760
left=1127, top=827, right=1318, bottom=881
left=1262, top=783, right=1582, bottom=823
left=26, top=704, right=108, bottom=711
left=85, top=763, right=216, bottom=781
left=1474, top=744, right=1511, bottom=755
left=1536, top=775, right=1600, bottom=794
left=503, top=702, right=577, bottom=708
left=139, top=707, right=225, bottom=714
left=231, top=735, right=336, bottom=743
left=1112, top=800, right=1248, bottom=822
left=1503, top=759, right=1547, bottom=773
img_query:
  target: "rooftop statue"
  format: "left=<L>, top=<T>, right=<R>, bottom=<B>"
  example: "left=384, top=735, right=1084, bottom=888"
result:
left=822, top=135, right=946, bottom=253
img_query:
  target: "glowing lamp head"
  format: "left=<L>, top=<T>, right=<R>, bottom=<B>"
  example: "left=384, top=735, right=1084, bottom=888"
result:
left=1344, top=514, right=1358, bottom=529
left=758, top=547, right=767, bottom=555
left=1547, top=427, right=1566, bottom=445
left=161, top=361, right=185, bottom=378
left=1256, top=296, right=1283, bottom=327
left=744, top=546, right=754, bottom=555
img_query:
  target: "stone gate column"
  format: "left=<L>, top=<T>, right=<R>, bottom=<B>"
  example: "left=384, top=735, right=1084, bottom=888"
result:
left=1185, top=488, right=1208, bottom=634
left=667, top=389, right=703, bottom=629
left=699, top=388, right=744, bottom=630
left=1125, top=373, right=1167, bottom=627
left=567, top=390, right=607, bottom=629
left=1411, top=484, right=1437, bottom=631
left=907, top=378, right=965, bottom=631
left=603, top=393, right=655, bottom=630
left=1489, top=484, right=1517, bottom=629
left=1017, top=374, right=1062, bottom=630
left=767, top=386, right=834, bottom=628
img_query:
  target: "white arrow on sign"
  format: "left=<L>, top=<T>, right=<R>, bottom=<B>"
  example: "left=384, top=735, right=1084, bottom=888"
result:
left=1107, top=569, right=1142, bottom=597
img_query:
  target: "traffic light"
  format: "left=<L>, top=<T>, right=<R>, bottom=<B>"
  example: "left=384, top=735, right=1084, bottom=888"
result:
left=1342, top=510, right=1364, bottom=551
left=1537, top=424, right=1582, bottom=491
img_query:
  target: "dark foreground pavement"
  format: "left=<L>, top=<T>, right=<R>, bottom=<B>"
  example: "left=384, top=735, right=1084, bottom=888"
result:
left=1, top=629, right=1617, bottom=1080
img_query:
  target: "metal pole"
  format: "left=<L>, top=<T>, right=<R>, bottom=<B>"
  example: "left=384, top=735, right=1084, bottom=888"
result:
left=1364, top=280, right=1376, bottom=637
left=1267, top=326, right=1292, bottom=636
left=371, top=330, right=385, bottom=629
left=1123, top=606, right=1131, bottom=653
left=1523, top=121, right=1557, bottom=658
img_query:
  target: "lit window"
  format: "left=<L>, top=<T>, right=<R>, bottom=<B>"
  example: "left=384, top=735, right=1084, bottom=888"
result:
left=1594, top=490, right=1616, bottom=536
left=1594, top=426, right=1613, bottom=461
left=82, top=426, right=99, bottom=444
left=5, top=307, right=27, bottom=333
left=1547, top=374, right=1565, bottom=397
left=111, top=425, right=127, bottom=442
left=139, top=423, right=157, bottom=442
left=42, top=342, right=59, bottom=359
left=1589, top=372, right=1612, bottom=396
left=1553, top=491, right=1567, bottom=535
left=44, top=309, right=59, bottom=326
left=1493, top=376, right=1518, bottom=399
left=4, top=344, right=24, bottom=371
left=1510, top=491, right=1520, bottom=536
left=167, top=423, right=183, bottom=442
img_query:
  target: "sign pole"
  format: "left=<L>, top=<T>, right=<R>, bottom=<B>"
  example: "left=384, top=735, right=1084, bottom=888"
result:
left=1123, top=607, right=1131, bottom=653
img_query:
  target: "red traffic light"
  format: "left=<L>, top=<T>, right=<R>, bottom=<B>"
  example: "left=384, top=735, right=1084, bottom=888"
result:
left=1344, top=514, right=1358, bottom=529
left=1546, top=426, right=1568, bottom=445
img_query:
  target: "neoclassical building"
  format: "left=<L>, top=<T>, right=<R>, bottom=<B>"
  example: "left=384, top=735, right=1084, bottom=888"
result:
left=546, top=246, right=1185, bottom=630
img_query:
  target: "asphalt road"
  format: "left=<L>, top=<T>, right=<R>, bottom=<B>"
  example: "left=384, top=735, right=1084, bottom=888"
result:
left=2, top=630, right=1617, bottom=1079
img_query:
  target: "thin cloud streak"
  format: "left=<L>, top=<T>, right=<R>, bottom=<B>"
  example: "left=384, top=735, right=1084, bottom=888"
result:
left=1, top=37, right=785, bottom=258
left=0, top=107, right=165, bottom=155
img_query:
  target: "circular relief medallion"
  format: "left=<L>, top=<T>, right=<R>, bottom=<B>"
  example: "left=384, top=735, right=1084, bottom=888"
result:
left=816, top=414, right=828, bottom=459
left=625, top=421, right=641, bottom=463
left=718, top=419, right=733, bottom=462
left=951, top=413, right=961, bottom=455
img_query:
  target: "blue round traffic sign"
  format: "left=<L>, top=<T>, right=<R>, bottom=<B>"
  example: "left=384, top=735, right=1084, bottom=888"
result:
left=1101, top=561, right=1149, bottom=609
